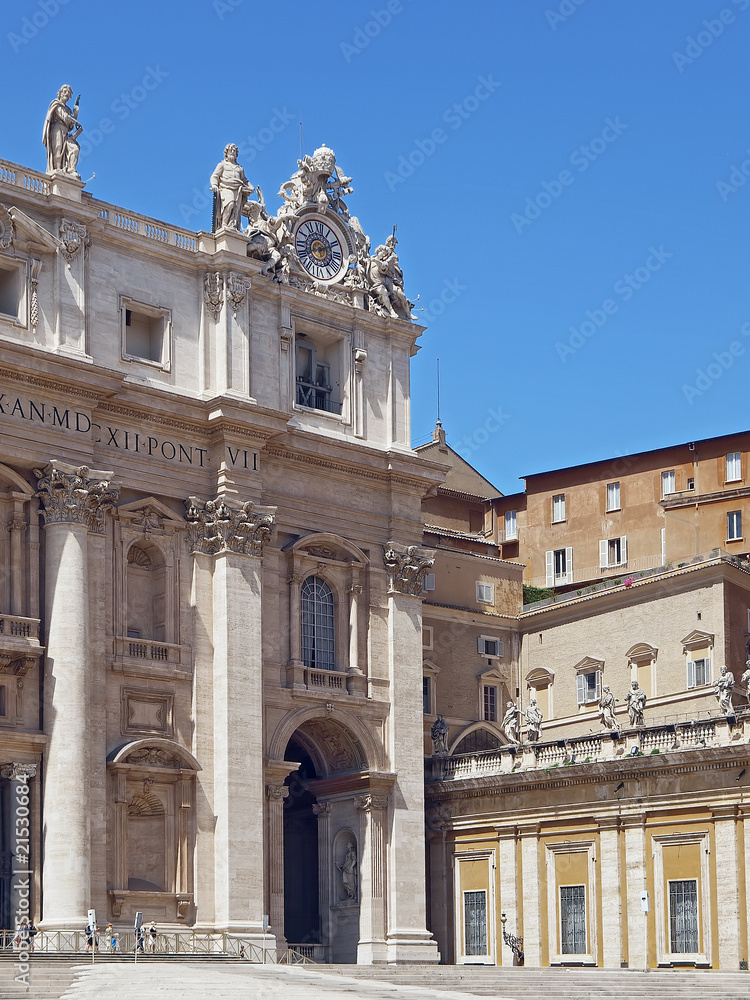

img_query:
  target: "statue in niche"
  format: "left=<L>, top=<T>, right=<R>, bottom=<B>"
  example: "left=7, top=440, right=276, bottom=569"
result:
left=336, top=840, right=358, bottom=900
left=524, top=698, right=543, bottom=743
left=501, top=701, right=520, bottom=744
left=42, top=85, right=83, bottom=176
left=430, top=714, right=449, bottom=756
left=714, top=664, right=735, bottom=715
left=626, top=679, right=647, bottom=727
left=598, top=685, right=619, bottom=731
left=210, top=144, right=254, bottom=231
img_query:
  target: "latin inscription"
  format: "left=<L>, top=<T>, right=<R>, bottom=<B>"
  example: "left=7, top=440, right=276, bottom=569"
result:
left=0, top=392, right=258, bottom=471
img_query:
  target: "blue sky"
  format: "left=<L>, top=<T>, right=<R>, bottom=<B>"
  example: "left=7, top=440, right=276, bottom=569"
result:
left=4, top=0, right=749, bottom=493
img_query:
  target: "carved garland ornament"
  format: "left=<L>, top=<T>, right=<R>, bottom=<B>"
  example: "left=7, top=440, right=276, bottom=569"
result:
left=34, top=462, right=120, bottom=533
left=184, top=496, right=276, bottom=556
left=383, top=541, right=436, bottom=597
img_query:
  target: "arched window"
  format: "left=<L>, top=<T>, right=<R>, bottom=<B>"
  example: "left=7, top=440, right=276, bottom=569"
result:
left=301, top=576, right=335, bottom=670
left=453, top=729, right=501, bottom=755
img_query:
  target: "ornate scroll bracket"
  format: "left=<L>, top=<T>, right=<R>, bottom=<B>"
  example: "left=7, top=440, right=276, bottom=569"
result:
left=354, top=794, right=388, bottom=813
left=34, top=461, right=120, bottom=533
left=225, top=271, right=248, bottom=315
left=0, top=205, right=14, bottom=250
left=203, top=271, right=224, bottom=320
left=184, top=496, right=277, bottom=556
left=383, top=541, right=436, bottom=597
left=0, top=655, right=37, bottom=677
left=203, top=271, right=248, bottom=319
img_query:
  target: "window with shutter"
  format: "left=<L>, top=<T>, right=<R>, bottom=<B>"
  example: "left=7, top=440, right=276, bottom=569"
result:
left=504, top=510, right=517, bottom=540
left=552, top=494, right=566, bottom=522
left=565, top=546, right=573, bottom=584
left=576, top=673, right=586, bottom=705
left=476, top=582, right=494, bottom=604
left=727, top=511, right=742, bottom=540
left=545, top=550, right=554, bottom=587
left=599, top=539, right=608, bottom=569
left=606, top=482, right=620, bottom=511
left=423, top=573, right=435, bottom=592
left=661, top=470, right=675, bottom=496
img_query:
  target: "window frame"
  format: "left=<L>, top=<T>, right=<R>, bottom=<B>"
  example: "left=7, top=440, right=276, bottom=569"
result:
left=661, top=470, right=676, bottom=497
left=0, top=255, right=28, bottom=328
left=545, top=840, right=597, bottom=966
left=120, top=294, right=172, bottom=372
left=576, top=669, right=601, bottom=706
left=476, top=581, right=494, bottom=604
left=551, top=494, right=566, bottom=523
left=477, top=636, right=503, bottom=658
left=559, top=884, right=587, bottom=955
left=687, top=657, right=710, bottom=689
left=652, top=831, right=711, bottom=966
left=300, top=575, right=336, bottom=672
left=455, top=849, right=496, bottom=964
left=599, top=535, right=627, bottom=569
left=546, top=547, right=573, bottom=586
left=727, top=510, right=742, bottom=541
left=606, top=482, right=620, bottom=512
left=726, top=452, right=741, bottom=483
left=504, top=509, right=517, bottom=540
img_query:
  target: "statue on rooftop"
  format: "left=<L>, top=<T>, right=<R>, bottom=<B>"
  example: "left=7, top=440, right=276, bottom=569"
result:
left=713, top=664, right=734, bottom=715
left=742, top=658, right=750, bottom=703
left=598, top=685, right=619, bottom=731
left=524, top=698, right=543, bottom=743
left=430, top=714, right=449, bottom=756
left=501, top=701, right=520, bottom=743
left=626, top=679, right=646, bottom=727
left=42, top=85, right=83, bottom=177
left=210, top=144, right=254, bottom=231
left=365, top=232, right=413, bottom=320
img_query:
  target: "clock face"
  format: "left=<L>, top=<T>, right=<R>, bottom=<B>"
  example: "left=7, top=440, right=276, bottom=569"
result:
left=294, top=217, right=346, bottom=282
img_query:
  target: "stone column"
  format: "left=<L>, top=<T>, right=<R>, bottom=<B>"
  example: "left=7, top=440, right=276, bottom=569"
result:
left=356, top=792, right=389, bottom=964
left=497, top=826, right=520, bottom=967
left=286, top=573, right=305, bottom=689
left=518, top=823, right=541, bottom=967
left=712, top=805, right=741, bottom=969
left=313, top=800, right=332, bottom=961
left=7, top=503, right=26, bottom=616
left=426, top=804, right=452, bottom=963
left=1, top=764, right=37, bottom=928
left=35, top=462, right=118, bottom=927
left=266, top=783, right=290, bottom=945
left=185, top=496, right=275, bottom=938
left=598, top=816, right=623, bottom=968
left=622, top=815, right=648, bottom=969
left=382, top=542, right=439, bottom=963
left=347, top=580, right=366, bottom=696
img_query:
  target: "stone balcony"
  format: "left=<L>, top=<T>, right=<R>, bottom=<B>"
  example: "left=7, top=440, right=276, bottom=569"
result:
left=427, top=709, right=750, bottom=782
left=109, top=636, right=192, bottom=681
left=0, top=614, right=43, bottom=676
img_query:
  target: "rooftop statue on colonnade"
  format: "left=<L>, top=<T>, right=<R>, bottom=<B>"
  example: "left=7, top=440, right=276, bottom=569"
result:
left=42, top=85, right=83, bottom=177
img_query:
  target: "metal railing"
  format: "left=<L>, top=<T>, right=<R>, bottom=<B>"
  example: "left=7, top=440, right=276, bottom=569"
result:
left=0, top=929, right=313, bottom=963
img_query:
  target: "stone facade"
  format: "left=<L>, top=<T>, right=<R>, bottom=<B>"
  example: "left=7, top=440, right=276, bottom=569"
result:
left=0, top=134, right=441, bottom=962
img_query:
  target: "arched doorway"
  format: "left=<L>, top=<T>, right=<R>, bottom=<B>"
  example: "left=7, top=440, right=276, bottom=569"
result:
left=281, top=716, right=370, bottom=963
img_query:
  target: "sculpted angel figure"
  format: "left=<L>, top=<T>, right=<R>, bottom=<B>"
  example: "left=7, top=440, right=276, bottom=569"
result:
left=714, top=664, right=734, bottom=715
left=211, top=144, right=254, bottom=231
left=42, top=85, right=83, bottom=176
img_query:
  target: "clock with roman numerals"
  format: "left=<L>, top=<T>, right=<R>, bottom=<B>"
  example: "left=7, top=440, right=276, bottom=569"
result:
left=294, top=216, right=346, bottom=283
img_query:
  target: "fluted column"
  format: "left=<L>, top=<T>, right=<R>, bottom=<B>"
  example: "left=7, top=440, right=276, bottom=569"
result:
left=8, top=503, right=26, bottom=616
left=382, top=542, right=439, bottom=963
left=35, top=462, right=118, bottom=927
left=356, top=792, right=388, bottom=963
left=347, top=580, right=366, bottom=696
left=286, top=573, right=305, bottom=688
left=185, top=496, right=276, bottom=936
left=266, top=783, right=290, bottom=943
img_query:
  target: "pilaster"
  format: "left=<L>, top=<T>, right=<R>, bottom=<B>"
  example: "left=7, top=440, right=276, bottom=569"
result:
left=497, top=826, right=520, bottom=966
left=356, top=792, right=388, bottom=964
left=518, top=823, right=541, bottom=967
left=712, top=804, right=741, bottom=969
left=598, top=815, right=623, bottom=967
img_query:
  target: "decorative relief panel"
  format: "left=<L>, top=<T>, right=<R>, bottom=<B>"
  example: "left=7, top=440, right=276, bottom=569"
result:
left=121, top=687, right=174, bottom=738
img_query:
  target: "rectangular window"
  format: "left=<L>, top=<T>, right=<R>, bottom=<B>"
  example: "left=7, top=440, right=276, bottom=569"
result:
left=669, top=880, right=699, bottom=954
left=599, top=536, right=627, bottom=568
left=552, top=494, right=566, bottom=522
left=295, top=336, right=342, bottom=415
left=422, top=625, right=433, bottom=650
left=477, top=637, right=502, bottom=657
left=121, top=296, right=171, bottom=370
left=687, top=477, right=695, bottom=491
left=469, top=509, right=484, bottom=533
left=546, top=548, right=573, bottom=586
left=560, top=885, right=586, bottom=955
left=0, top=261, right=23, bottom=321
left=576, top=670, right=601, bottom=705
left=606, top=482, right=620, bottom=511
left=504, top=510, right=517, bottom=540
left=483, top=685, right=497, bottom=722
left=476, top=582, right=494, bottom=604
left=687, top=657, right=710, bottom=688
left=423, top=677, right=431, bottom=715
left=726, top=452, right=741, bottom=482
left=422, top=573, right=435, bottom=592
left=463, top=890, right=488, bottom=957
left=662, top=470, right=676, bottom=496
left=727, top=510, right=742, bottom=541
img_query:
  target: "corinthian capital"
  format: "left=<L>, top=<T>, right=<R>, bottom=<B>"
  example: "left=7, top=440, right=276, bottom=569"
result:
left=184, top=495, right=277, bottom=556
left=383, top=541, right=436, bottom=597
left=34, top=461, right=119, bottom=533
left=0, top=763, right=37, bottom=781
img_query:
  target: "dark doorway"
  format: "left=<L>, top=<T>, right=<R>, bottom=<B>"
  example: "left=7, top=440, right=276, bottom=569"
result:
left=283, top=740, right=319, bottom=947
